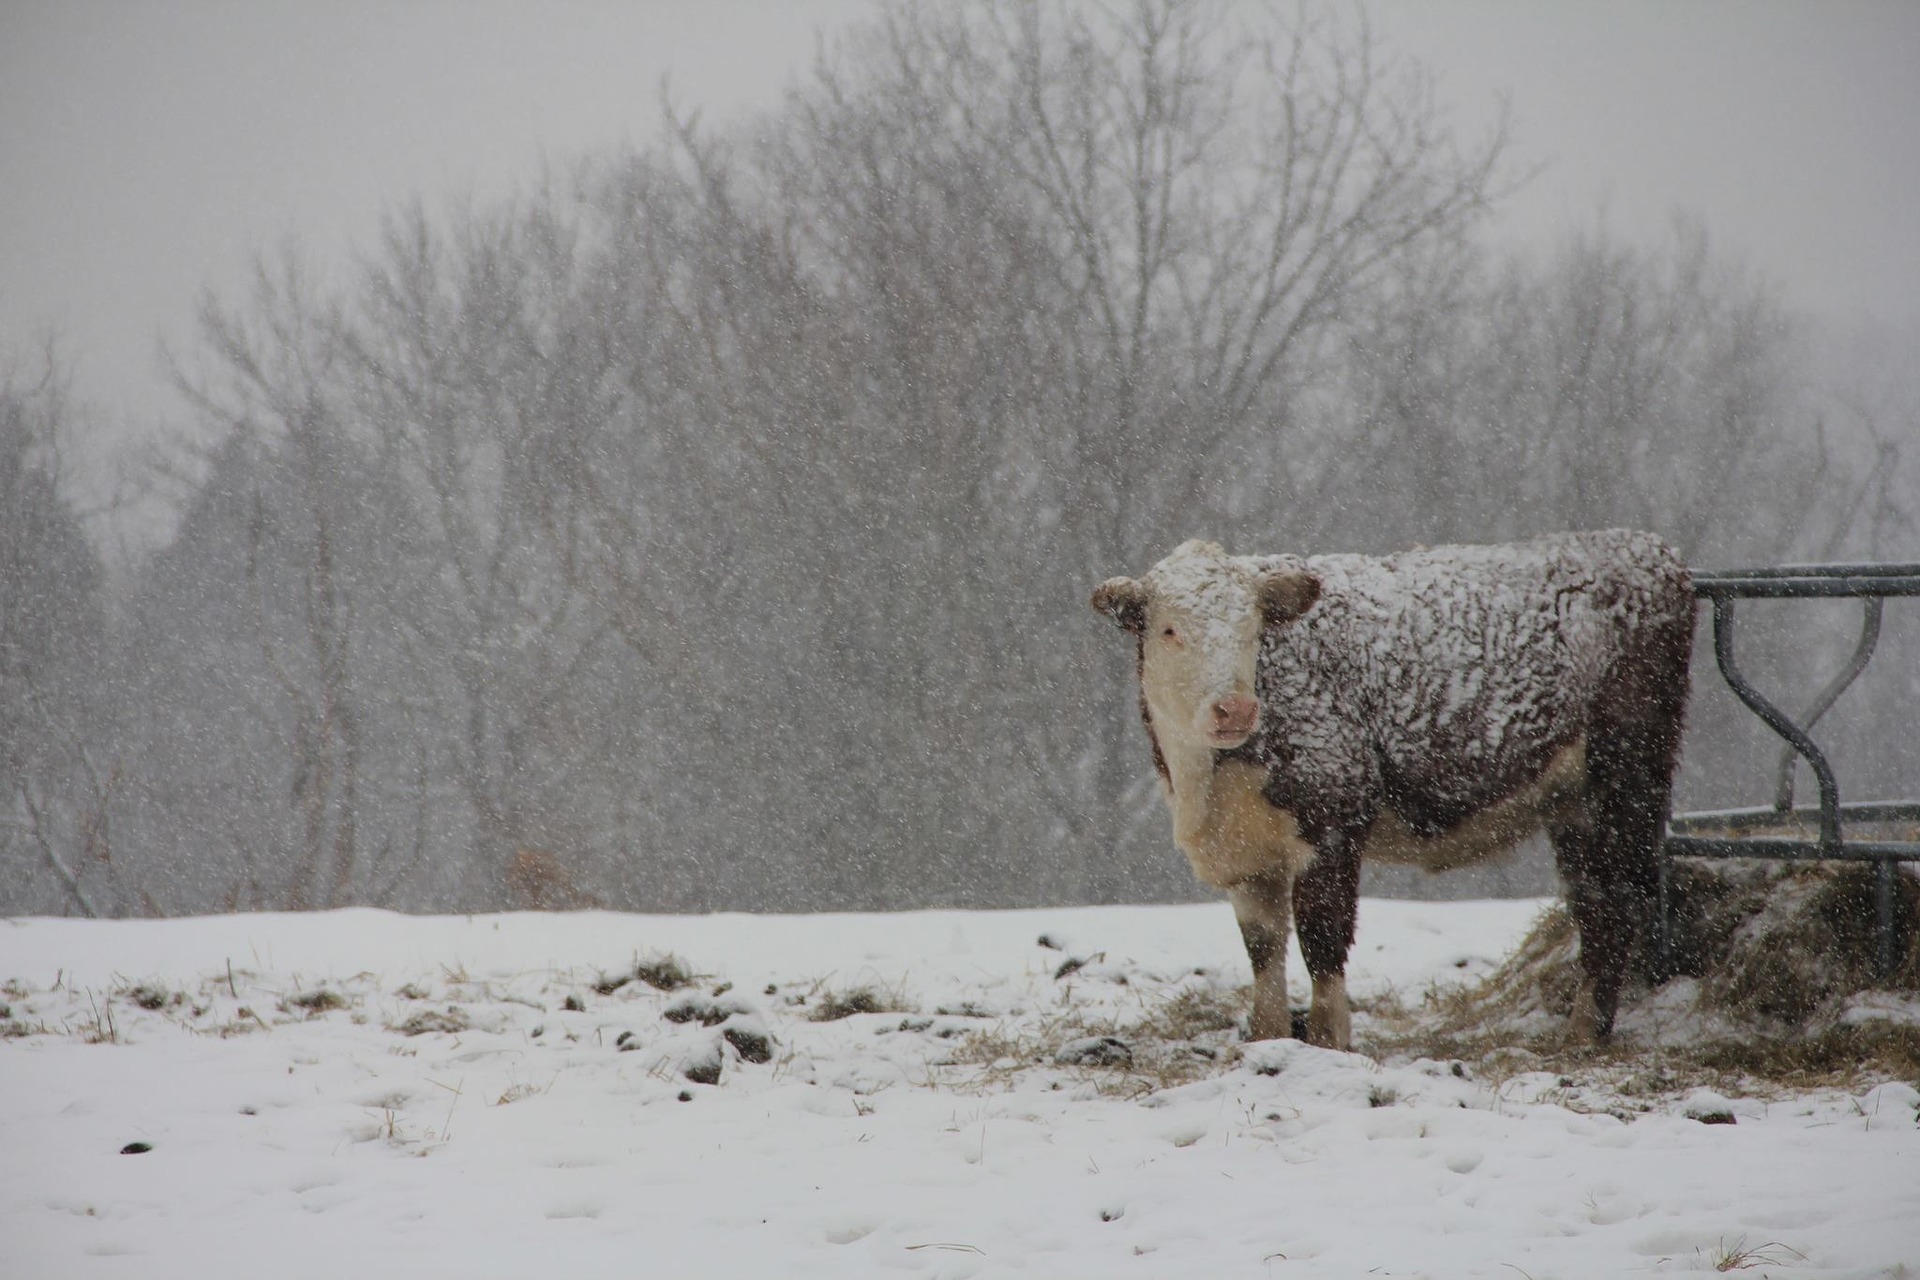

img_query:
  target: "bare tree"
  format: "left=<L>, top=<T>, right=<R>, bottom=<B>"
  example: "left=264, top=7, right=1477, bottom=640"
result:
left=163, top=260, right=370, bottom=908
left=785, top=1, right=1508, bottom=896
left=0, top=341, right=115, bottom=914
left=1323, top=218, right=1868, bottom=563
left=343, top=200, right=631, bottom=901
left=141, top=252, right=464, bottom=910
left=25, top=0, right=1904, bottom=920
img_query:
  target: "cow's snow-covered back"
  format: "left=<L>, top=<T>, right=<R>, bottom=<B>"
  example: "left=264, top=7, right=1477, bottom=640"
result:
left=1241, top=530, right=1691, bottom=834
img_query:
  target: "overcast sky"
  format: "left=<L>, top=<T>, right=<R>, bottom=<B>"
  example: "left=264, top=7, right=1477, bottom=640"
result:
left=4, top=0, right=1917, bottom=437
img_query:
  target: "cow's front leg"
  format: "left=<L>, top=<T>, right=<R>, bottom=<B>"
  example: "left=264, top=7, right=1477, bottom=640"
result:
left=1230, top=870, right=1296, bottom=1042
left=1292, top=829, right=1361, bottom=1051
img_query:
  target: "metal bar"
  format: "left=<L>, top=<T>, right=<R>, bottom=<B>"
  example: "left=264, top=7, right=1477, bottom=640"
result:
left=1662, top=562, right=1914, bottom=983
left=1694, top=576, right=1920, bottom=599
left=1776, top=598, right=1883, bottom=810
left=1877, top=860, right=1897, bottom=979
left=1709, top=597, right=1842, bottom=850
left=1694, top=562, right=1920, bottom=580
left=1667, top=800, right=1920, bottom=830
left=1664, top=836, right=1919, bottom=862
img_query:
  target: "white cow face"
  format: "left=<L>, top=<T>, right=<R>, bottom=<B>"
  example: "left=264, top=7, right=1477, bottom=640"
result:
left=1092, top=541, right=1321, bottom=750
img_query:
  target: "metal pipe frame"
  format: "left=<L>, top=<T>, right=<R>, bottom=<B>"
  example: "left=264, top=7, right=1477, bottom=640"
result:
left=1662, top=563, right=1920, bottom=980
left=1774, top=599, right=1881, bottom=812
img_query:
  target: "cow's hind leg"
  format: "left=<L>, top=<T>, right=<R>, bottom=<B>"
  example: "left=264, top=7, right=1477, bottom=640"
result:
left=1292, top=832, right=1361, bottom=1051
left=1550, top=723, right=1677, bottom=1041
left=1557, top=605, right=1690, bottom=1041
left=1546, top=812, right=1621, bottom=1041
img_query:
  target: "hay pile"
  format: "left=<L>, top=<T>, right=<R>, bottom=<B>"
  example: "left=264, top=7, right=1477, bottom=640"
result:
left=1385, top=861, right=1920, bottom=1083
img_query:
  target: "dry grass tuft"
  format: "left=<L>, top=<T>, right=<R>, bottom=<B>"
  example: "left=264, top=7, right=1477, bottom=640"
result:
left=1690, top=1023, right=1920, bottom=1084
left=1705, top=1236, right=1806, bottom=1272
left=592, top=951, right=700, bottom=995
left=632, top=953, right=697, bottom=992
left=1134, top=985, right=1244, bottom=1041
left=1422, top=902, right=1584, bottom=1034
left=944, top=980, right=1244, bottom=1098
left=1701, top=863, right=1919, bottom=1025
left=590, top=969, right=632, bottom=996
left=809, top=985, right=908, bottom=1023
left=283, top=987, right=350, bottom=1016
left=1366, top=861, right=1920, bottom=1093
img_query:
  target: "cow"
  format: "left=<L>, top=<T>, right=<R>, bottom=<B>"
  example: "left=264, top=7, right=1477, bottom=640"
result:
left=1091, top=530, right=1693, bottom=1049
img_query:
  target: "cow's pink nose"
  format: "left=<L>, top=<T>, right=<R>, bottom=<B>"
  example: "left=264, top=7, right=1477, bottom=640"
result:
left=1211, top=696, right=1259, bottom=736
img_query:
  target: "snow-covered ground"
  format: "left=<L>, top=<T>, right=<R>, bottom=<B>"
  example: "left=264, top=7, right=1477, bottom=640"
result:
left=2, top=899, right=1914, bottom=1279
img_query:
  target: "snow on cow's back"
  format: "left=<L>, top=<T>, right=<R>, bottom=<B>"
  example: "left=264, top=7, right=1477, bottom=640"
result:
left=1310, top=529, right=1683, bottom=680
left=1258, top=530, right=1689, bottom=795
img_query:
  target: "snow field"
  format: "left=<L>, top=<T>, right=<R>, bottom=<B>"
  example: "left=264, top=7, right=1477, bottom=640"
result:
left=2, top=900, right=1915, bottom=1278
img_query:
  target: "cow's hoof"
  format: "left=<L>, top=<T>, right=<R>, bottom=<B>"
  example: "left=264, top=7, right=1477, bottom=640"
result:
left=1242, top=1008, right=1305, bottom=1042
left=1567, top=983, right=1616, bottom=1046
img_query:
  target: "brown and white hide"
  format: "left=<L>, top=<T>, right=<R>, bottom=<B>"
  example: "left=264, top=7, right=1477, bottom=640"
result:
left=1092, top=531, right=1693, bottom=1048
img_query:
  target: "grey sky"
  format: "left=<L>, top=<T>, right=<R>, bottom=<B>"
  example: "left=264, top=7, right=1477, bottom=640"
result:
left=4, top=0, right=1917, bottom=437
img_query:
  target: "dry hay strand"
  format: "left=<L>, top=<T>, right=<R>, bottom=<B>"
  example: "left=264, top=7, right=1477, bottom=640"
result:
left=1383, top=860, right=1920, bottom=1087
left=1131, top=984, right=1244, bottom=1041
left=592, top=951, right=700, bottom=996
left=807, top=981, right=916, bottom=1023
left=944, top=982, right=1246, bottom=1098
left=1691, top=1022, right=1920, bottom=1084
left=1698, top=861, right=1920, bottom=1024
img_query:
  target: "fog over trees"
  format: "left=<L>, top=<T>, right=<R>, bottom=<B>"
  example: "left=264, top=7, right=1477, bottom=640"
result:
left=5, top=1, right=1914, bottom=918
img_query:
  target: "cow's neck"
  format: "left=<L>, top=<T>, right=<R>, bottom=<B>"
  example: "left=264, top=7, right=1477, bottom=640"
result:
left=1158, top=731, right=1223, bottom=847
left=1158, top=730, right=1310, bottom=891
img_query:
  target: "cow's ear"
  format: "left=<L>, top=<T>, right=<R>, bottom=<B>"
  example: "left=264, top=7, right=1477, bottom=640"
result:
left=1091, top=577, right=1148, bottom=633
left=1258, top=569, right=1320, bottom=626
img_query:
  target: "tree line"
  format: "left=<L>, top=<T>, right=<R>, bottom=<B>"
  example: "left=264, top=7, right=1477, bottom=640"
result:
left=4, top=1, right=1912, bottom=917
